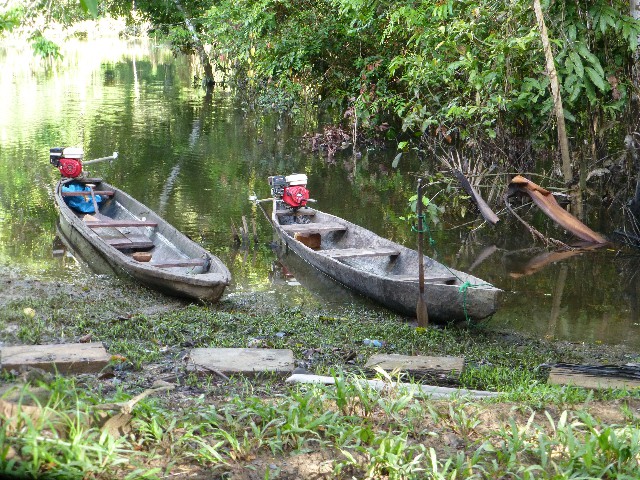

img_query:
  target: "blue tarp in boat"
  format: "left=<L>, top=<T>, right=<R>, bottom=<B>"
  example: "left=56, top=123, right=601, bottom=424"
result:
left=61, top=182, right=103, bottom=213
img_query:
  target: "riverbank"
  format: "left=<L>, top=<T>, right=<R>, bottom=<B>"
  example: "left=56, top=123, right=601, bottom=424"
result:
left=2, top=265, right=640, bottom=478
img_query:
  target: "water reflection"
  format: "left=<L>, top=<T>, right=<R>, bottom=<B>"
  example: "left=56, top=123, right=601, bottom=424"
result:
left=2, top=39, right=640, bottom=348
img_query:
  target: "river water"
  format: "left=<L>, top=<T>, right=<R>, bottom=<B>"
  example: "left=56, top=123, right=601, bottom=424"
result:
left=2, top=39, right=640, bottom=349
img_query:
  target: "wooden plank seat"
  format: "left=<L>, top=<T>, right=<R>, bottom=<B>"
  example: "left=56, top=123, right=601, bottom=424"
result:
left=151, top=259, right=207, bottom=268
left=281, top=222, right=346, bottom=234
left=275, top=208, right=316, bottom=216
left=388, top=274, right=458, bottom=284
left=105, top=236, right=154, bottom=250
left=320, top=247, right=400, bottom=259
left=85, top=220, right=158, bottom=228
left=62, top=190, right=115, bottom=197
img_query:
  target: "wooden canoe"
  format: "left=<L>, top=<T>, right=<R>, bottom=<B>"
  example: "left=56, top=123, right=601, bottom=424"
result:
left=54, top=178, right=230, bottom=302
left=271, top=202, right=501, bottom=322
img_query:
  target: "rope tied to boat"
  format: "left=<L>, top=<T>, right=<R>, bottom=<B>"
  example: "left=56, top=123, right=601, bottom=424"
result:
left=412, top=214, right=436, bottom=247
left=411, top=207, right=494, bottom=323
left=458, top=280, right=494, bottom=323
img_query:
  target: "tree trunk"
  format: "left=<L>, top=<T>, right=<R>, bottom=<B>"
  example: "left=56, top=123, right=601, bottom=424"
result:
left=173, top=0, right=214, bottom=92
left=632, top=0, right=640, bottom=88
left=533, top=0, right=572, bottom=186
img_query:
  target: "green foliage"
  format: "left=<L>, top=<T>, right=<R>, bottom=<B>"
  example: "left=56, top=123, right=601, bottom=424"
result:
left=0, top=6, right=23, bottom=33
left=30, top=32, right=62, bottom=60
left=192, top=0, right=640, bottom=163
left=80, top=0, right=99, bottom=18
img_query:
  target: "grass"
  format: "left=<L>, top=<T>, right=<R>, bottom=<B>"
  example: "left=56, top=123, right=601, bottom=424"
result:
left=4, top=374, right=640, bottom=479
left=2, top=274, right=640, bottom=478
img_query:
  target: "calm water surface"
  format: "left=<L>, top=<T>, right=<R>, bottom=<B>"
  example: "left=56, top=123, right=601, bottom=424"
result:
left=2, top=39, right=639, bottom=349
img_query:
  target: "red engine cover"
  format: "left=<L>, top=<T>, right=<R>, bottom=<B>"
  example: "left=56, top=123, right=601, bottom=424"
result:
left=58, top=158, right=83, bottom=178
left=283, top=185, right=309, bottom=208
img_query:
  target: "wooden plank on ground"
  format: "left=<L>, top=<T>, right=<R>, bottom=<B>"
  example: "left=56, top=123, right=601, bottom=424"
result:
left=320, top=247, right=400, bottom=259
left=548, top=365, right=640, bottom=390
left=188, top=348, right=295, bottom=376
left=365, top=354, right=464, bottom=379
left=281, top=223, right=346, bottom=234
left=1, top=343, right=111, bottom=375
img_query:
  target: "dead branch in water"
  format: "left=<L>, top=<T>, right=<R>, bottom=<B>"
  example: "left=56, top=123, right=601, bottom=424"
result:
left=503, top=194, right=572, bottom=250
left=439, top=150, right=500, bottom=225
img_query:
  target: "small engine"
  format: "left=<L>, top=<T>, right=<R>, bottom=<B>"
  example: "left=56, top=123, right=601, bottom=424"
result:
left=50, top=147, right=84, bottom=178
left=268, top=174, right=310, bottom=209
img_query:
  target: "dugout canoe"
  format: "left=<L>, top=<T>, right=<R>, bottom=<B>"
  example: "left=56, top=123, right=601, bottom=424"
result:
left=271, top=202, right=501, bottom=322
left=54, top=178, right=230, bottom=302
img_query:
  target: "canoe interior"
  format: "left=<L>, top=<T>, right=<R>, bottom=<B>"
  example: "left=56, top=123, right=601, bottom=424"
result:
left=276, top=206, right=467, bottom=285
left=58, top=179, right=223, bottom=277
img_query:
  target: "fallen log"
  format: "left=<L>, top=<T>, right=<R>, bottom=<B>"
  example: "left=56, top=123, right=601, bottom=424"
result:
left=506, top=175, right=607, bottom=244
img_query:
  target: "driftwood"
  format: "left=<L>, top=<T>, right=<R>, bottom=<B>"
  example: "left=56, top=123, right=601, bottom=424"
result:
left=506, top=175, right=608, bottom=244
left=452, top=170, right=499, bottom=225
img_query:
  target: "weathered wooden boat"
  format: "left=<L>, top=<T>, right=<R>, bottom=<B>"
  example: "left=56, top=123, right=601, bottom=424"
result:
left=265, top=175, right=501, bottom=322
left=54, top=178, right=230, bottom=302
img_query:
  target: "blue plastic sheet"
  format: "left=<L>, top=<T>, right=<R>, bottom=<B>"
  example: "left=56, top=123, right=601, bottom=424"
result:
left=61, top=182, right=103, bottom=213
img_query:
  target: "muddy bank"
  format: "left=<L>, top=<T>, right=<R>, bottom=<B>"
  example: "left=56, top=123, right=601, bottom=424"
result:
left=2, top=264, right=638, bottom=379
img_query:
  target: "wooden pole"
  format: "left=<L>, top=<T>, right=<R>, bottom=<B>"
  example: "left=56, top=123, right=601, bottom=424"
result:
left=86, top=184, right=100, bottom=214
left=533, top=0, right=572, bottom=186
left=416, top=179, right=429, bottom=328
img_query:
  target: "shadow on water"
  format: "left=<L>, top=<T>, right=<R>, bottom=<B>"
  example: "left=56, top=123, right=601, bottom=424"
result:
left=3, top=40, right=640, bottom=348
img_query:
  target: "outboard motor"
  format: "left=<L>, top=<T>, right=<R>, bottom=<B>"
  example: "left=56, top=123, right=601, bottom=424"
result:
left=268, top=174, right=310, bottom=210
left=50, top=147, right=84, bottom=178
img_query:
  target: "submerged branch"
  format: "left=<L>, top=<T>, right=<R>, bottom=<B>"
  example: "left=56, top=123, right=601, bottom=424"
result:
left=504, top=194, right=572, bottom=250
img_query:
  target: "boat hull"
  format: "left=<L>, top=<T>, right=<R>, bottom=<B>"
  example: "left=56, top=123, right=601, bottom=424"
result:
left=55, top=180, right=230, bottom=302
left=272, top=205, right=500, bottom=322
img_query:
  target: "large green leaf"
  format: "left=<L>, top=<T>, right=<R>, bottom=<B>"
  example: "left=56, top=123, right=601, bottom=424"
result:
left=568, top=51, right=583, bottom=78
left=585, top=66, right=606, bottom=92
left=80, top=0, right=99, bottom=18
left=576, top=43, right=604, bottom=77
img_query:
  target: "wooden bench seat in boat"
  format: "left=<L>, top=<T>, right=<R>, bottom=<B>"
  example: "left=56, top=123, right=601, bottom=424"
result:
left=275, top=208, right=316, bottom=216
left=320, top=247, right=400, bottom=259
left=388, top=274, right=457, bottom=284
left=85, top=220, right=158, bottom=228
left=281, top=222, right=346, bottom=234
left=105, top=236, right=154, bottom=250
left=151, top=259, right=207, bottom=268
left=62, top=190, right=115, bottom=197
